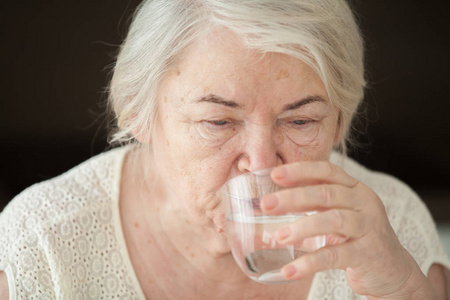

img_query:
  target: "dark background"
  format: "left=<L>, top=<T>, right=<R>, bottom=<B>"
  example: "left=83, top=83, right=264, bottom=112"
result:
left=1, top=1, right=449, bottom=220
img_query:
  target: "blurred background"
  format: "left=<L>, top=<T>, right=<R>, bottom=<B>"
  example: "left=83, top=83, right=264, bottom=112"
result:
left=0, top=1, right=449, bottom=245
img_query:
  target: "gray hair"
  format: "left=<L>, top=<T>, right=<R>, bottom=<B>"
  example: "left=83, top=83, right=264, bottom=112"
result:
left=108, top=0, right=366, bottom=152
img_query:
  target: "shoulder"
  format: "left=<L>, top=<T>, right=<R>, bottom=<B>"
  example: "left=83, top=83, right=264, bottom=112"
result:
left=330, top=151, right=421, bottom=213
left=0, top=146, right=132, bottom=297
left=1, top=145, right=129, bottom=220
left=0, top=145, right=131, bottom=244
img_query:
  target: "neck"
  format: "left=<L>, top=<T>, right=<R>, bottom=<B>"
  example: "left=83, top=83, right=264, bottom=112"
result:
left=120, top=149, right=313, bottom=300
left=137, top=190, right=312, bottom=300
left=135, top=215, right=306, bottom=300
left=131, top=197, right=270, bottom=299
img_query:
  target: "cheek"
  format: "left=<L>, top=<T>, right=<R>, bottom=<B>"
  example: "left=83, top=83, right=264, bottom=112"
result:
left=282, top=121, right=338, bottom=162
left=152, top=120, right=193, bottom=185
left=306, top=120, right=339, bottom=160
left=187, top=138, right=242, bottom=190
left=154, top=120, right=240, bottom=194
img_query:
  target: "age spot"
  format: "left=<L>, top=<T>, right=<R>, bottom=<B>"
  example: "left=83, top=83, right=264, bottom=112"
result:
left=176, top=68, right=181, bottom=76
left=275, top=131, right=285, bottom=144
left=275, top=69, right=289, bottom=80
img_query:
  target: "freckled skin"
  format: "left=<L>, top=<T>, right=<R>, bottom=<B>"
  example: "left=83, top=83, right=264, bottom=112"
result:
left=149, top=30, right=339, bottom=249
left=275, top=69, right=290, bottom=80
left=120, top=29, right=445, bottom=300
left=122, top=29, right=340, bottom=299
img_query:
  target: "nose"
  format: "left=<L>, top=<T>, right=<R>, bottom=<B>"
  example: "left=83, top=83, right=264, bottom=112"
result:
left=237, top=124, right=284, bottom=173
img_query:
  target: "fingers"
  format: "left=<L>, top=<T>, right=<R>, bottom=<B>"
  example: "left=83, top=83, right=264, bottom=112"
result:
left=282, top=242, right=358, bottom=280
left=262, top=161, right=378, bottom=282
left=261, top=184, right=363, bottom=214
left=274, top=209, right=367, bottom=244
left=271, top=161, right=359, bottom=188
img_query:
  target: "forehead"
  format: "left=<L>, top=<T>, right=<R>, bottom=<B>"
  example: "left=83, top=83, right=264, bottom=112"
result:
left=160, top=29, right=328, bottom=110
left=178, top=30, right=319, bottom=82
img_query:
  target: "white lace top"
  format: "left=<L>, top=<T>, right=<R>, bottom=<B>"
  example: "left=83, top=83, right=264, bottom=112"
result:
left=0, top=146, right=449, bottom=299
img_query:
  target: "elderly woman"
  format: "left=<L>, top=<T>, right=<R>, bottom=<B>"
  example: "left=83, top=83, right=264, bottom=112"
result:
left=0, top=0, right=449, bottom=299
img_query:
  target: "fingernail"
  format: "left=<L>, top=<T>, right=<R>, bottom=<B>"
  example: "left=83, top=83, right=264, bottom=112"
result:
left=272, top=166, right=287, bottom=180
left=282, top=264, right=297, bottom=279
left=276, top=226, right=291, bottom=241
left=261, top=195, right=278, bottom=211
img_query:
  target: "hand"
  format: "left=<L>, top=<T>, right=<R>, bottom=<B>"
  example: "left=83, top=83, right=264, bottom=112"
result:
left=261, top=161, right=435, bottom=299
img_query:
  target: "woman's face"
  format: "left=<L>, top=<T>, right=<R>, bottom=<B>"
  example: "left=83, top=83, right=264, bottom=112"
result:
left=150, top=31, right=340, bottom=232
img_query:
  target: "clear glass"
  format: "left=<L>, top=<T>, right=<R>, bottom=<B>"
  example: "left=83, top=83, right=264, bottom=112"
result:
left=222, top=168, right=325, bottom=284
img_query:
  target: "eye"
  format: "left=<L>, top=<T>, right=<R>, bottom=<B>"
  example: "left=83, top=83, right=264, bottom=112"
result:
left=201, top=119, right=234, bottom=131
left=209, top=120, right=228, bottom=126
left=292, top=120, right=309, bottom=126
left=283, top=118, right=316, bottom=133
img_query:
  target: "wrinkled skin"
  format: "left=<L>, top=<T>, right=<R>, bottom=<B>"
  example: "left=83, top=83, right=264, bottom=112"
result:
left=124, top=29, right=445, bottom=299
left=261, top=162, right=439, bottom=299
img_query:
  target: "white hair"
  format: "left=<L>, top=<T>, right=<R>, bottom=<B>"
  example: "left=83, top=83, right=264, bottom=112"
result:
left=108, top=0, right=366, bottom=153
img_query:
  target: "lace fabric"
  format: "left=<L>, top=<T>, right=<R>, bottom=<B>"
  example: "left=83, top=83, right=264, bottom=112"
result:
left=0, top=147, right=145, bottom=299
left=0, top=147, right=448, bottom=299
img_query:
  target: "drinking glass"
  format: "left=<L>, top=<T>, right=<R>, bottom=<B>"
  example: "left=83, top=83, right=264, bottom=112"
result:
left=222, top=168, right=326, bottom=284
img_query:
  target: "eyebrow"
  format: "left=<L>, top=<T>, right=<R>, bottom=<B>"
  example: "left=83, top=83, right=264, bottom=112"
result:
left=195, top=94, right=326, bottom=110
left=282, top=95, right=326, bottom=111
left=195, top=94, right=241, bottom=108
